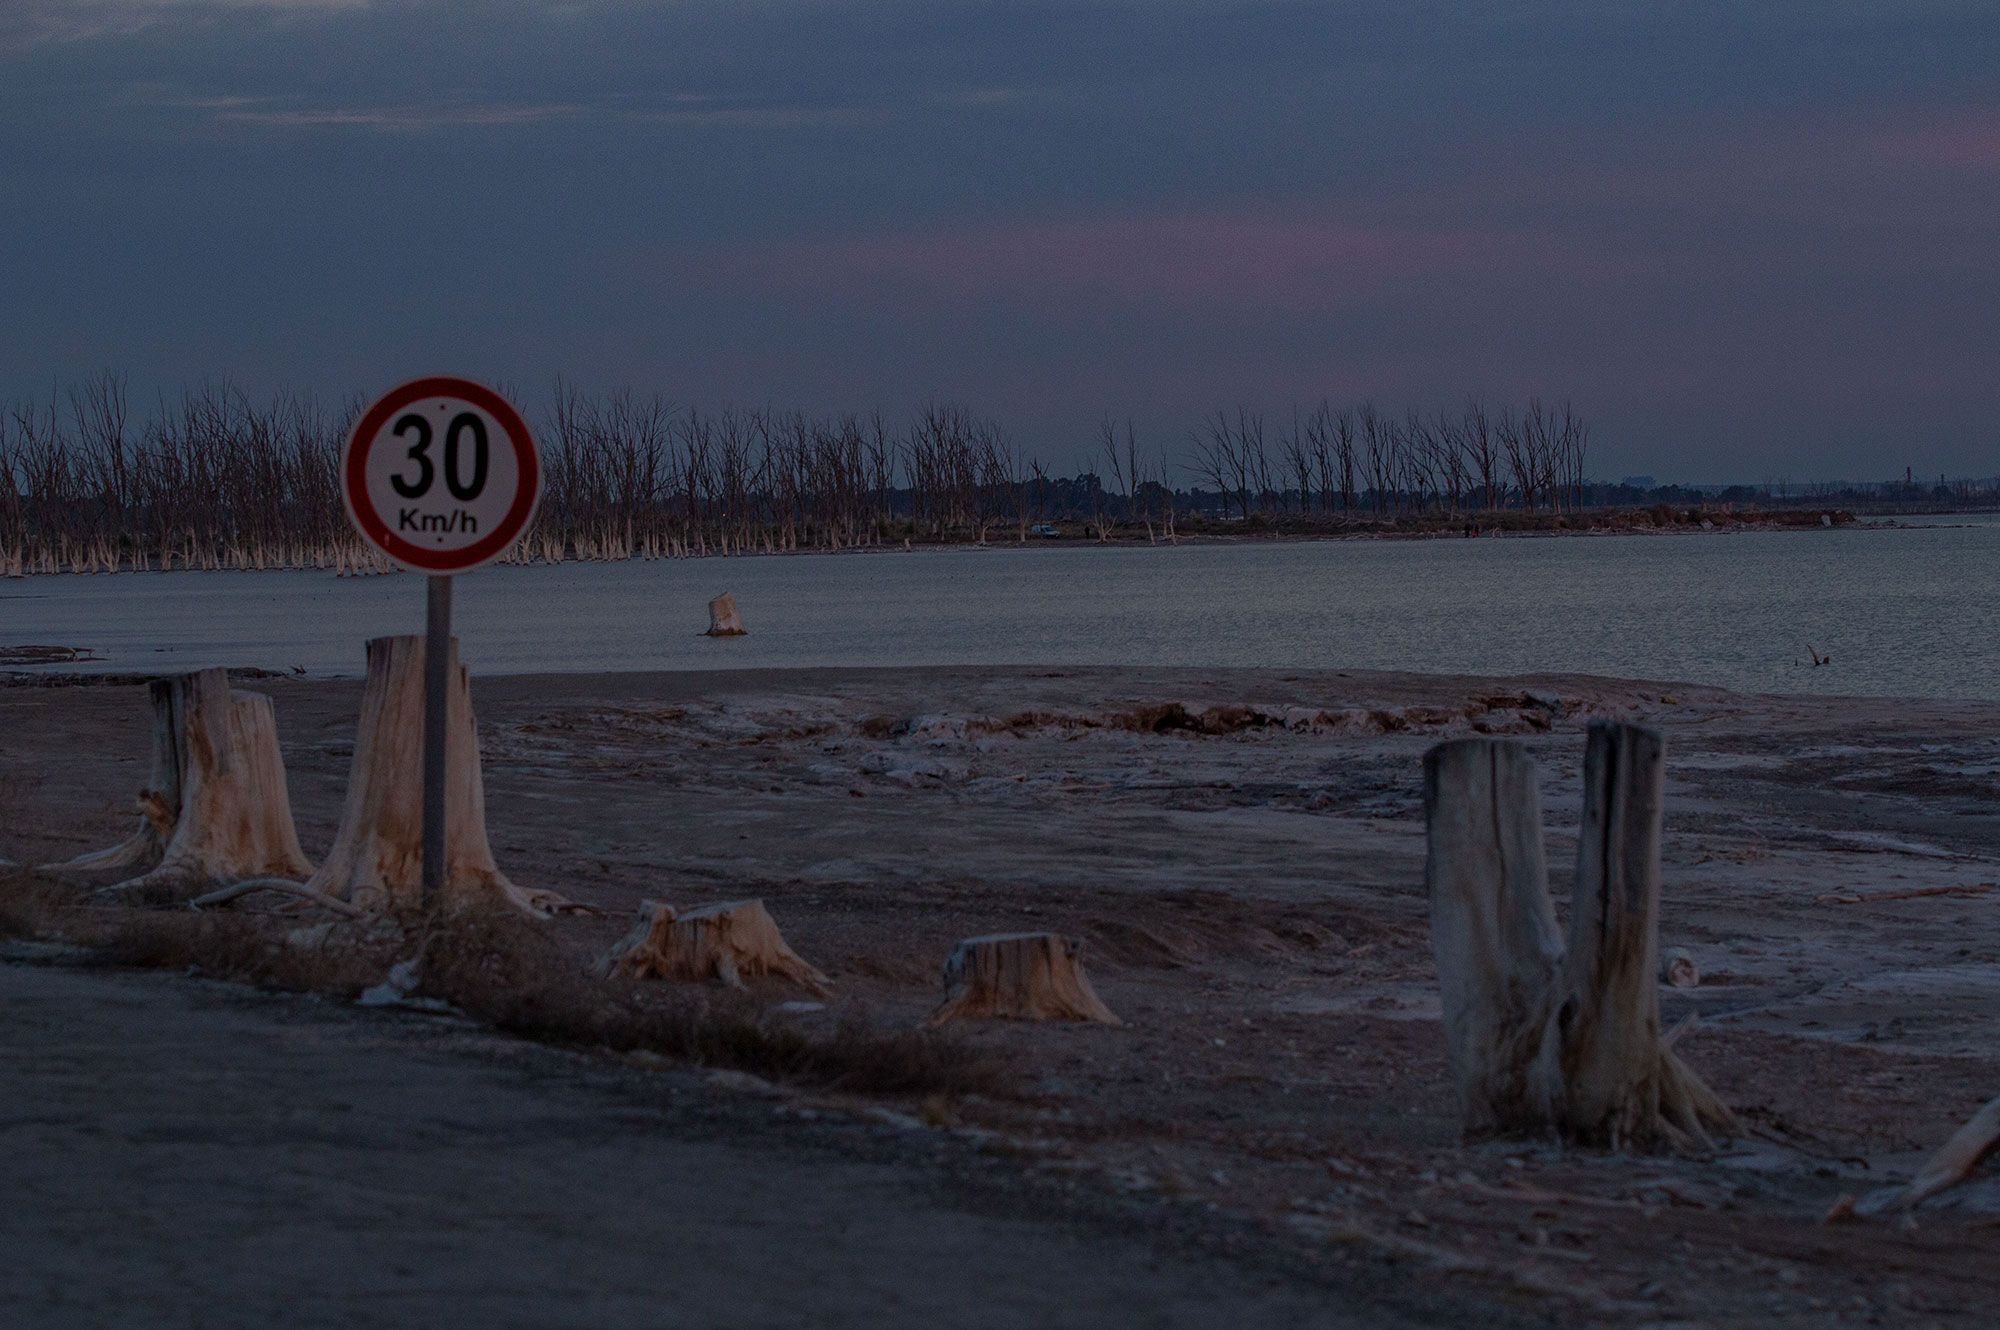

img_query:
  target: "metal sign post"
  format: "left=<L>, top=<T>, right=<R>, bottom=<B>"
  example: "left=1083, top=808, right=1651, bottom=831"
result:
left=341, top=377, right=542, bottom=909
left=421, top=574, right=453, bottom=907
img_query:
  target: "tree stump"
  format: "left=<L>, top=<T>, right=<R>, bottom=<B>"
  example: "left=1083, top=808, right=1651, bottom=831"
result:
left=602, top=899, right=829, bottom=994
left=45, top=668, right=312, bottom=896
left=705, top=593, right=746, bottom=636
left=927, top=932, right=1122, bottom=1026
left=301, top=635, right=565, bottom=917
left=1424, top=723, right=1734, bottom=1150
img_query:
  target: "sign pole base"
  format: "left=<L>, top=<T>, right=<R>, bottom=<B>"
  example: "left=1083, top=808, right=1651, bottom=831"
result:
left=422, top=574, right=453, bottom=909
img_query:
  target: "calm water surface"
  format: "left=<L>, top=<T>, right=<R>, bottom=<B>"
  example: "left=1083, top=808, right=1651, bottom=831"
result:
left=3, top=519, right=1995, bottom=700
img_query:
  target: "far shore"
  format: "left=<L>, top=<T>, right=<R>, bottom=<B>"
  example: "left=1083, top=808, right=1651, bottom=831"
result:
left=0, top=501, right=1933, bottom=581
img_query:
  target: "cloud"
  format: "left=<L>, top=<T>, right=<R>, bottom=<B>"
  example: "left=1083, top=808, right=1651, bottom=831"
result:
left=213, top=99, right=579, bottom=129
left=1870, top=110, right=2000, bottom=169
left=1, top=0, right=365, bottom=54
left=670, top=209, right=1607, bottom=317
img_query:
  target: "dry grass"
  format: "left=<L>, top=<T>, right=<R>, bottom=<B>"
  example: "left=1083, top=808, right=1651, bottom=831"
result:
left=0, top=868, right=74, bottom=940
left=2, top=869, right=393, bottom=993
left=414, top=907, right=1010, bottom=1098
left=90, top=911, right=396, bottom=997
left=1, top=871, right=1007, bottom=1100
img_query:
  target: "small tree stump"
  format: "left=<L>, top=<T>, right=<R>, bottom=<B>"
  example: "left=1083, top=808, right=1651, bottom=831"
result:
left=1424, top=723, right=1734, bottom=1151
left=603, top=899, right=829, bottom=994
left=927, top=932, right=1121, bottom=1026
left=1660, top=947, right=1700, bottom=988
left=303, top=635, right=564, bottom=917
left=705, top=593, right=746, bottom=636
left=45, top=668, right=312, bottom=895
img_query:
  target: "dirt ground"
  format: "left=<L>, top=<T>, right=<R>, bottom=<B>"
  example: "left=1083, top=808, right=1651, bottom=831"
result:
left=5, top=663, right=1999, bottom=1325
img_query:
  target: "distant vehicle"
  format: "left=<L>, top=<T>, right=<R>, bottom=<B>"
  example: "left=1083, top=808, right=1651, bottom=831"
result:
left=1030, top=523, right=1061, bottom=537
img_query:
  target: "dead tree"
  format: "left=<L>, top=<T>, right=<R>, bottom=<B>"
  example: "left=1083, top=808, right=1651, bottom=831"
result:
left=1424, top=724, right=1734, bottom=1150
left=46, top=668, right=312, bottom=896
left=603, top=899, right=830, bottom=994
left=204, top=635, right=562, bottom=918
left=927, top=932, right=1121, bottom=1026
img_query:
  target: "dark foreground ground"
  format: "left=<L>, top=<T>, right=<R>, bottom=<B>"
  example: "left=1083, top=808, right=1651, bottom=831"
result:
left=5, top=664, right=2000, bottom=1326
left=0, top=957, right=1415, bottom=1330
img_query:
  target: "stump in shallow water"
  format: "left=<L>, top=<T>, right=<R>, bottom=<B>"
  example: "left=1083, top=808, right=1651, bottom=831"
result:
left=1425, top=723, right=1734, bottom=1151
left=927, top=932, right=1121, bottom=1026
left=603, top=899, right=830, bottom=994
left=45, top=668, right=312, bottom=895
left=705, top=593, right=746, bottom=636
left=302, top=635, right=565, bottom=917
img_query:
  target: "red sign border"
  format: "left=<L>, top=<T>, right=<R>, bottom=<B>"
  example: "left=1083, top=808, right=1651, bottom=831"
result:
left=342, top=376, right=541, bottom=573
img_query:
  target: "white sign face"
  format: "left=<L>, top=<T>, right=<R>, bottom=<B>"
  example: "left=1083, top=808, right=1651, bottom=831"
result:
left=342, top=377, right=540, bottom=573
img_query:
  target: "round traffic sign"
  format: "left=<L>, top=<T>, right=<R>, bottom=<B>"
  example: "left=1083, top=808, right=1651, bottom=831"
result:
left=342, top=377, right=541, bottom=573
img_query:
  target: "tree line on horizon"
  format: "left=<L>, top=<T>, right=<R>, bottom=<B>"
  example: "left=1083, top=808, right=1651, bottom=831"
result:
left=0, top=374, right=1961, bottom=576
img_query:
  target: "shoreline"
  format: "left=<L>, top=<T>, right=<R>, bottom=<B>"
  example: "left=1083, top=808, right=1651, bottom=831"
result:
left=3, top=658, right=1991, bottom=708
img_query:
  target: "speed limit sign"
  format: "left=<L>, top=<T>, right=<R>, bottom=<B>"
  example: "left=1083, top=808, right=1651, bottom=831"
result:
left=342, top=375, right=541, bottom=908
left=342, top=376, right=541, bottom=573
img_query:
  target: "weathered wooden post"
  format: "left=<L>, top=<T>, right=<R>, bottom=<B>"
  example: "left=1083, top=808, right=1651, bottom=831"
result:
left=1565, top=723, right=1669, bottom=1143
left=1424, top=738, right=1565, bottom=1137
left=705, top=592, right=747, bottom=636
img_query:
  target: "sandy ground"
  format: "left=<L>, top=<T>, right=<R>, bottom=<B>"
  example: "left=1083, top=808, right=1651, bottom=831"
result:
left=5, top=663, right=2000, bottom=1325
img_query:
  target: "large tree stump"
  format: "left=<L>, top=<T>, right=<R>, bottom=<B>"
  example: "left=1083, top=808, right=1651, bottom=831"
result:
left=927, top=932, right=1122, bottom=1026
left=302, top=635, right=563, bottom=917
left=1424, top=739, right=1566, bottom=1137
left=705, top=593, right=746, bottom=636
left=44, top=668, right=312, bottom=895
left=603, top=899, right=829, bottom=994
left=1424, top=723, right=1734, bottom=1150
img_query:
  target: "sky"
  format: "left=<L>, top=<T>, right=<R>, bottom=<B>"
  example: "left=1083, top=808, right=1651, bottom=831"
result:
left=2, top=1, right=1996, bottom=483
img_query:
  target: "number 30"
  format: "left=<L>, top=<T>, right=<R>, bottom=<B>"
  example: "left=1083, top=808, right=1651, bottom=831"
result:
left=390, top=411, right=490, bottom=501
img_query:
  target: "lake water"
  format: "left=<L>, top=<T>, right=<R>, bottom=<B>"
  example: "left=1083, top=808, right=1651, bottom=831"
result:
left=2, top=518, right=1994, bottom=700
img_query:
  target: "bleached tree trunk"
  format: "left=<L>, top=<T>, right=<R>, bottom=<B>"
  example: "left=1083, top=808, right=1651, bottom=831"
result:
left=1424, top=738, right=1565, bottom=1136
left=927, top=932, right=1121, bottom=1026
left=602, top=899, right=829, bottom=994
left=304, top=635, right=564, bottom=917
left=1562, top=724, right=1733, bottom=1147
left=1424, top=723, right=1734, bottom=1151
left=45, top=669, right=312, bottom=896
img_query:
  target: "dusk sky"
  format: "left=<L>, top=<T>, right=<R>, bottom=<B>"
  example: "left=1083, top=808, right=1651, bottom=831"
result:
left=3, top=1, right=1996, bottom=482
